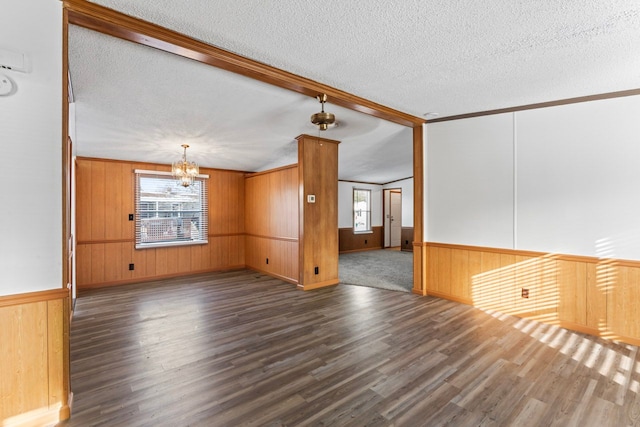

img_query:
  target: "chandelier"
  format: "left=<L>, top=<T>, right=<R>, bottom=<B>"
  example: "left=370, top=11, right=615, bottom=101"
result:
left=310, top=94, right=335, bottom=131
left=172, top=144, right=199, bottom=187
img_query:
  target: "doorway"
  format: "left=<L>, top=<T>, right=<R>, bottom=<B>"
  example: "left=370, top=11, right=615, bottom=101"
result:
left=384, top=189, right=402, bottom=248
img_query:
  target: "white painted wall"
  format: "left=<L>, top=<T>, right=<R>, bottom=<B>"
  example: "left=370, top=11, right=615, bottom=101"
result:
left=338, top=181, right=383, bottom=229
left=427, top=114, right=515, bottom=248
left=0, top=0, right=63, bottom=296
left=426, top=94, right=640, bottom=260
left=383, top=178, right=413, bottom=227
left=516, top=96, right=640, bottom=259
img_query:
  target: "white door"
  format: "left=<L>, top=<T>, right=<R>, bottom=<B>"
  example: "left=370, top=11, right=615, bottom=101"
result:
left=390, top=191, right=402, bottom=247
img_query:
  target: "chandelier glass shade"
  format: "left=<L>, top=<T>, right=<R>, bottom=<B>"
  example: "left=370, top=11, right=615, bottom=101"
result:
left=172, top=144, right=199, bottom=187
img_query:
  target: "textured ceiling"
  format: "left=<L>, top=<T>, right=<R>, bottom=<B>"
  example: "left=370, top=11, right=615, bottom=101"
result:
left=68, top=0, right=640, bottom=183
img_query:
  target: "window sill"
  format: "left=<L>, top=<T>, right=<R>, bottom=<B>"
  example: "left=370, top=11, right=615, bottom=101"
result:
left=136, top=239, right=208, bottom=250
left=353, top=230, right=373, bottom=235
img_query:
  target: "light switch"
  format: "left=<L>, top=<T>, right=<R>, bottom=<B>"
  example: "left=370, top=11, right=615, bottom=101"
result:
left=307, top=194, right=316, bottom=203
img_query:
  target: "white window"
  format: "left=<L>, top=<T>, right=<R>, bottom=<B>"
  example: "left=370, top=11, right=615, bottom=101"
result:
left=353, top=188, right=371, bottom=233
left=134, top=170, right=208, bottom=249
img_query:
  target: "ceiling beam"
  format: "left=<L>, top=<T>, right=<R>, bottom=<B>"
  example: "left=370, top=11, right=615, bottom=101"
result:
left=64, top=0, right=425, bottom=128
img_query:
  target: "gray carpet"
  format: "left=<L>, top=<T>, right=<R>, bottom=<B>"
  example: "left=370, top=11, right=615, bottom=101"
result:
left=339, top=249, right=413, bottom=293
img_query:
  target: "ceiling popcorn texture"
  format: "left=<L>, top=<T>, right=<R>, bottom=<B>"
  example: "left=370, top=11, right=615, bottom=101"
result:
left=68, top=0, right=640, bottom=182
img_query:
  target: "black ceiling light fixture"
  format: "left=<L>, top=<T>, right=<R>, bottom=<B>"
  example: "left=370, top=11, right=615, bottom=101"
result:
left=310, top=93, right=335, bottom=131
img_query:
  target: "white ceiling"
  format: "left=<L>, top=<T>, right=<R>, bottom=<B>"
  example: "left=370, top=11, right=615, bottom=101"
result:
left=68, top=0, right=640, bottom=183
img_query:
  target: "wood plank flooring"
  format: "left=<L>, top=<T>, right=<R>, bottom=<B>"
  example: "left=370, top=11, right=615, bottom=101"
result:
left=59, top=270, right=640, bottom=426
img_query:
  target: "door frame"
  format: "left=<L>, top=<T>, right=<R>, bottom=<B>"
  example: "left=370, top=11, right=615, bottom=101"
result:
left=383, top=188, right=402, bottom=248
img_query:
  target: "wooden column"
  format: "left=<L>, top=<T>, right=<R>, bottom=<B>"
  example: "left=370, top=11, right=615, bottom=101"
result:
left=412, top=124, right=427, bottom=295
left=297, top=134, right=339, bottom=290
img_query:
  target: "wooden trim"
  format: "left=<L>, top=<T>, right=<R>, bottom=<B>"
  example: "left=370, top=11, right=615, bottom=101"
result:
left=77, top=238, right=134, bottom=245
left=557, top=321, right=640, bottom=347
left=62, top=8, right=70, bottom=295
left=77, top=265, right=246, bottom=290
left=244, top=164, right=297, bottom=179
left=209, top=232, right=245, bottom=238
left=297, top=278, right=340, bottom=291
left=61, top=11, right=72, bottom=422
left=245, top=233, right=299, bottom=243
left=428, top=88, right=640, bottom=123
left=75, top=156, right=249, bottom=174
left=424, top=289, right=473, bottom=306
left=1, top=406, right=64, bottom=427
left=297, top=138, right=305, bottom=285
left=0, top=288, right=70, bottom=308
left=412, top=124, right=424, bottom=294
left=382, top=176, right=413, bottom=185
left=78, top=233, right=247, bottom=245
left=296, top=134, right=341, bottom=145
left=601, top=332, right=640, bottom=348
left=63, top=0, right=424, bottom=127
left=247, top=267, right=298, bottom=286
left=339, top=248, right=384, bottom=254
left=338, top=179, right=384, bottom=186
left=557, top=321, right=602, bottom=339
left=425, top=241, right=640, bottom=267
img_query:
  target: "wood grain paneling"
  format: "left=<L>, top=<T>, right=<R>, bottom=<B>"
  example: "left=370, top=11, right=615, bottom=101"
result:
left=400, top=227, right=413, bottom=252
left=412, top=124, right=424, bottom=294
left=297, top=135, right=339, bottom=290
left=338, top=227, right=383, bottom=253
left=76, top=158, right=245, bottom=288
left=245, top=165, right=297, bottom=239
left=424, top=242, right=640, bottom=346
left=244, top=165, right=299, bottom=283
left=607, top=264, right=640, bottom=342
left=245, top=235, right=299, bottom=284
left=0, top=289, right=69, bottom=426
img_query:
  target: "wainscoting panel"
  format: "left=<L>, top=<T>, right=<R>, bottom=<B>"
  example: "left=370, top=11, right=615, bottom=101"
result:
left=0, top=289, right=70, bottom=426
left=245, top=235, right=299, bottom=284
left=76, top=235, right=245, bottom=288
left=338, top=226, right=383, bottom=253
left=244, top=165, right=299, bottom=284
left=400, top=227, right=413, bottom=251
left=425, top=242, right=640, bottom=345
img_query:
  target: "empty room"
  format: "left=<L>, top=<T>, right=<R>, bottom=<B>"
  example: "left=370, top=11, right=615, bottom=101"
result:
left=2, top=1, right=640, bottom=426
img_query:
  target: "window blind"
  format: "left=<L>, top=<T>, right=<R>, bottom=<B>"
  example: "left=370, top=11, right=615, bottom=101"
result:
left=134, top=170, right=209, bottom=249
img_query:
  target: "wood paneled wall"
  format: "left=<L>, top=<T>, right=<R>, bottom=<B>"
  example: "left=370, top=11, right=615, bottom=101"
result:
left=0, top=289, right=70, bottom=426
left=401, top=227, right=413, bottom=252
left=338, top=227, right=383, bottom=253
left=244, top=165, right=299, bottom=283
left=298, top=135, right=339, bottom=290
left=75, top=158, right=245, bottom=288
left=425, top=242, right=640, bottom=346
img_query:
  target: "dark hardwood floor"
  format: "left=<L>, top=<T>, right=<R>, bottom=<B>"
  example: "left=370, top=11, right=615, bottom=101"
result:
left=60, top=270, right=640, bottom=426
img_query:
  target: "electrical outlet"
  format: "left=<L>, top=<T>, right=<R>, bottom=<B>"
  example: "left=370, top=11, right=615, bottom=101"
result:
left=521, top=288, right=529, bottom=298
left=129, top=263, right=135, bottom=271
left=364, top=239, right=367, bottom=244
left=128, top=214, right=134, bottom=221
left=314, top=266, right=319, bottom=275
